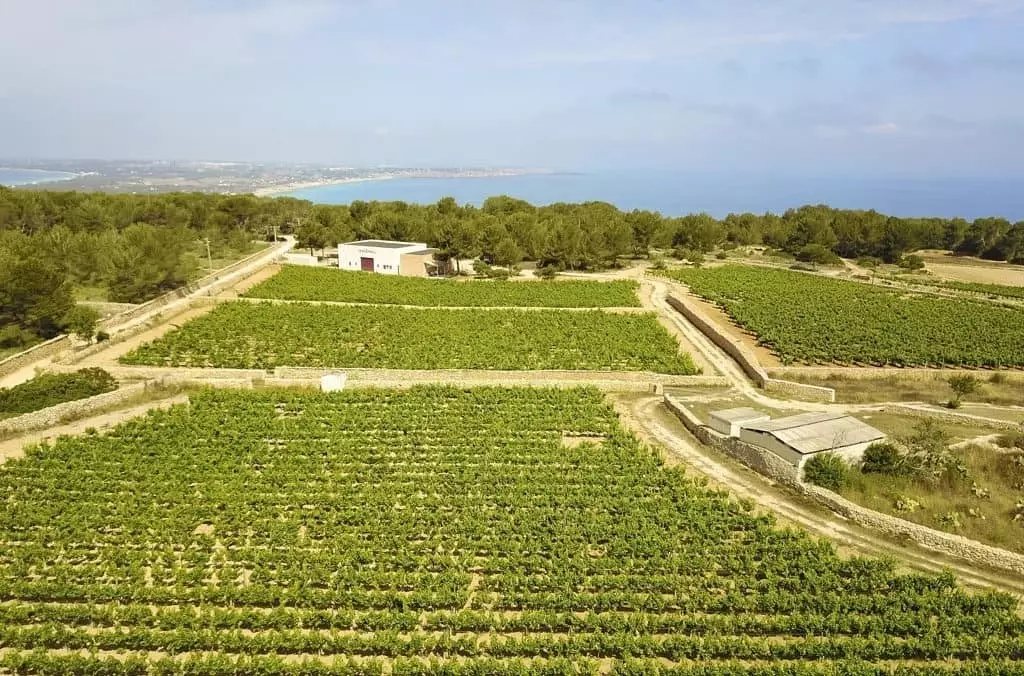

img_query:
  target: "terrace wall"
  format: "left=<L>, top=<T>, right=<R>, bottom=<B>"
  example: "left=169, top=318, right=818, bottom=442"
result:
left=662, top=394, right=1024, bottom=576
left=0, top=381, right=150, bottom=435
left=0, top=336, right=71, bottom=379
left=771, top=367, right=1024, bottom=382
left=665, top=294, right=835, bottom=403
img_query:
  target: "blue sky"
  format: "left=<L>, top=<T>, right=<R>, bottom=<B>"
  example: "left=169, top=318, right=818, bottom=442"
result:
left=1, top=0, right=1022, bottom=176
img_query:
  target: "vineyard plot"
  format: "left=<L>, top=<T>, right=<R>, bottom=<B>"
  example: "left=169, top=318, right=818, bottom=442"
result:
left=1, top=386, right=1023, bottom=674
left=663, top=265, right=1024, bottom=367
left=120, top=302, right=698, bottom=373
left=244, top=266, right=642, bottom=307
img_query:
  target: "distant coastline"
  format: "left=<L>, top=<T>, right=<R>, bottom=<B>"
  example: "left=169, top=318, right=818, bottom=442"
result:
left=254, top=176, right=388, bottom=197
left=0, top=167, right=81, bottom=186
left=254, top=168, right=553, bottom=197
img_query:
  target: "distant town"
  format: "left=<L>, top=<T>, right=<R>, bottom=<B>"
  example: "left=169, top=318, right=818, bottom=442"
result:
left=0, top=159, right=552, bottom=195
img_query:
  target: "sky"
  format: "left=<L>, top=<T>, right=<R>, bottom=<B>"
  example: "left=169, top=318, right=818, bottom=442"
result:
left=1, top=0, right=1023, bottom=177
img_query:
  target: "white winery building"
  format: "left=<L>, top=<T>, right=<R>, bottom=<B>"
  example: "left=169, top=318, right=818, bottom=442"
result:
left=337, top=240, right=437, bottom=277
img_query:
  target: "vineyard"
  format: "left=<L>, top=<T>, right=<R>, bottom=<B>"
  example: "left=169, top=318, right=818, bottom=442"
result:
left=244, top=267, right=642, bottom=307
left=662, top=266, right=1024, bottom=367
left=936, top=279, right=1024, bottom=300
left=120, top=302, right=698, bottom=373
left=1, top=386, right=1022, bottom=675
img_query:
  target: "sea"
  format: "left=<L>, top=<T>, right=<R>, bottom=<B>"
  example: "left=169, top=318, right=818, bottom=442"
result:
left=0, top=168, right=78, bottom=187
left=286, top=172, right=1024, bottom=220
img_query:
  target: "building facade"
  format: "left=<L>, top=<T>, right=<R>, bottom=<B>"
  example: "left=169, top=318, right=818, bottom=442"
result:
left=337, top=240, right=437, bottom=277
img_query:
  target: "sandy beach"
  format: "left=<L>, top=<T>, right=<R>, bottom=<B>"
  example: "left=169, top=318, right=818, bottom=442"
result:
left=253, top=176, right=390, bottom=197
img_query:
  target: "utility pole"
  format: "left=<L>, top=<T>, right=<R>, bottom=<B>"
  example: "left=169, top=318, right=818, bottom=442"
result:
left=204, top=238, right=213, bottom=273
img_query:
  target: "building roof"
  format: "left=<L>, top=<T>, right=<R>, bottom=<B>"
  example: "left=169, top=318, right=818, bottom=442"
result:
left=344, top=240, right=425, bottom=249
left=709, top=407, right=770, bottom=424
left=743, top=412, right=885, bottom=455
left=404, top=248, right=437, bottom=256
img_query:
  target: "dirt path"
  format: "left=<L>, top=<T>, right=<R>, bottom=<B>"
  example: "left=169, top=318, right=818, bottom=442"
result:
left=0, top=395, right=190, bottom=465
left=0, top=239, right=293, bottom=389
left=71, top=306, right=217, bottom=369
left=613, top=394, right=1024, bottom=597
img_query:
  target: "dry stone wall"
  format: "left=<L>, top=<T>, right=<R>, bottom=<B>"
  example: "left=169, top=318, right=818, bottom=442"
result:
left=882, top=404, right=1023, bottom=432
left=662, top=394, right=1024, bottom=576
left=772, top=366, right=1024, bottom=382
left=0, top=382, right=149, bottom=435
left=666, top=294, right=835, bottom=402
left=0, top=336, right=71, bottom=378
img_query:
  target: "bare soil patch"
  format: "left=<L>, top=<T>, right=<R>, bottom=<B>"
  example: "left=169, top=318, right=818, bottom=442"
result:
left=917, top=252, right=1024, bottom=286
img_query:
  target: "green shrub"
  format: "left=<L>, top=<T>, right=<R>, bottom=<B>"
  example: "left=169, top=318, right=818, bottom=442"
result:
left=795, top=244, right=842, bottom=266
left=0, top=368, right=118, bottom=420
left=535, top=265, right=559, bottom=280
left=856, top=256, right=883, bottom=268
left=862, top=442, right=905, bottom=475
left=898, top=254, right=925, bottom=270
left=803, top=453, right=849, bottom=491
left=995, top=431, right=1024, bottom=451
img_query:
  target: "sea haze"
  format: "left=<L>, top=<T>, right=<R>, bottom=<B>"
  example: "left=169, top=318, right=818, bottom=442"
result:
left=286, top=172, right=1024, bottom=220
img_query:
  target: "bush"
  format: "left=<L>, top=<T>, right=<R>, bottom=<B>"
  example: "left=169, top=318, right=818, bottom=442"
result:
left=995, top=431, right=1024, bottom=451
left=856, top=256, right=883, bottom=268
left=535, top=265, right=559, bottom=280
left=64, top=305, right=101, bottom=343
left=715, top=252, right=728, bottom=260
left=96, top=330, right=110, bottom=343
left=674, top=248, right=704, bottom=266
left=0, top=368, right=117, bottom=420
left=862, top=442, right=905, bottom=475
left=795, top=244, right=842, bottom=266
left=898, top=254, right=925, bottom=270
left=947, top=374, right=980, bottom=406
left=649, top=255, right=666, bottom=271
left=803, top=453, right=849, bottom=491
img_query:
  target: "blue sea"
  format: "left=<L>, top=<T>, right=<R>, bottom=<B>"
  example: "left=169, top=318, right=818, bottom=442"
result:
left=0, top=168, right=77, bottom=187
left=286, top=172, right=1024, bottom=220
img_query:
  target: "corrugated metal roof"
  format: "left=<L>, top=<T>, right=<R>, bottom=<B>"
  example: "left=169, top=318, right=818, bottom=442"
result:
left=710, top=407, right=770, bottom=423
left=745, top=413, right=884, bottom=455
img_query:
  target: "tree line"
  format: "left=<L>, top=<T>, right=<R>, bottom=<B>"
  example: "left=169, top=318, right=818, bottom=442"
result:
left=2, top=186, right=1021, bottom=350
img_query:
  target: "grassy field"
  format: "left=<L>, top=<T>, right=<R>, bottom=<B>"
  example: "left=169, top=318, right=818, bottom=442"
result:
left=0, top=386, right=1021, bottom=673
left=781, top=372, right=1024, bottom=406
left=120, top=302, right=699, bottom=373
left=244, top=267, right=642, bottom=307
left=842, top=440, right=1024, bottom=555
left=663, top=265, right=1024, bottom=367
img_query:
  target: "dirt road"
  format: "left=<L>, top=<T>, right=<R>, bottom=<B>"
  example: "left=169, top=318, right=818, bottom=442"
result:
left=0, top=238, right=293, bottom=390
left=614, top=394, right=1024, bottom=597
left=0, top=395, right=190, bottom=466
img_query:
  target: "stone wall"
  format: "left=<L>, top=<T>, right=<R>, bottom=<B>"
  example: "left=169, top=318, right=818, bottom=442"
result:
left=662, top=394, right=1024, bottom=576
left=762, top=377, right=837, bottom=403
left=772, top=366, right=1024, bottom=382
left=666, top=295, right=768, bottom=384
left=98, top=244, right=281, bottom=331
left=0, top=336, right=71, bottom=378
left=0, top=381, right=149, bottom=434
left=882, top=404, right=1023, bottom=432
left=665, top=294, right=835, bottom=403
left=93, top=366, right=728, bottom=392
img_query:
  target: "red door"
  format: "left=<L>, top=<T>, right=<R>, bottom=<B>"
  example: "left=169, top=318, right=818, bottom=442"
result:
left=360, top=257, right=374, bottom=272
